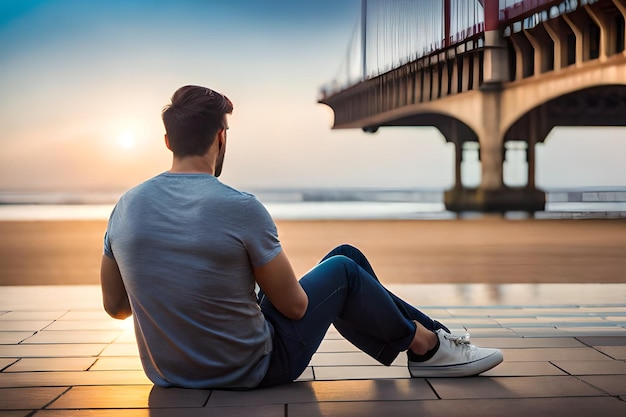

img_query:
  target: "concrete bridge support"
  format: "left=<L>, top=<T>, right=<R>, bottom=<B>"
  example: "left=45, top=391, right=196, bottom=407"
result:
left=444, top=0, right=545, bottom=212
left=443, top=86, right=545, bottom=213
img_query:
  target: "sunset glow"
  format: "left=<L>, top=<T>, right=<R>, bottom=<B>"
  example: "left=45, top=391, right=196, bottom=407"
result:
left=0, top=0, right=624, bottom=194
left=116, top=131, right=136, bottom=149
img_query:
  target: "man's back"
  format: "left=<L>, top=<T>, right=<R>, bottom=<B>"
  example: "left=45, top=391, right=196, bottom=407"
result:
left=104, top=172, right=281, bottom=388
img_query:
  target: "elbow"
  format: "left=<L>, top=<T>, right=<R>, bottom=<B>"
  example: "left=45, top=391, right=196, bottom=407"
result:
left=285, top=297, right=308, bottom=321
left=106, top=308, right=132, bottom=320
left=109, top=309, right=132, bottom=320
left=104, top=303, right=132, bottom=320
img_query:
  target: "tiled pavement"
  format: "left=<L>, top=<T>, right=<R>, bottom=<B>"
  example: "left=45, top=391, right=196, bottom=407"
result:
left=1, top=284, right=626, bottom=417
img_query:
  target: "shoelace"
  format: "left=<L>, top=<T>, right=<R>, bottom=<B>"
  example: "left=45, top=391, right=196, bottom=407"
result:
left=442, top=332, right=472, bottom=346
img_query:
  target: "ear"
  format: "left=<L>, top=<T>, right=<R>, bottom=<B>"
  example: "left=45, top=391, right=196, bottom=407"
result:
left=217, top=128, right=226, bottom=150
left=164, top=134, right=172, bottom=151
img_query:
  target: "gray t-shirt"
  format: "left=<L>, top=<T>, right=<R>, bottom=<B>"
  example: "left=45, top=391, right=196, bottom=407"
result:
left=103, top=172, right=281, bottom=389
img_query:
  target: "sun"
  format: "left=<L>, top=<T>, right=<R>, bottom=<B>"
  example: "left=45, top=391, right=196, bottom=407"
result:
left=116, top=131, right=136, bottom=149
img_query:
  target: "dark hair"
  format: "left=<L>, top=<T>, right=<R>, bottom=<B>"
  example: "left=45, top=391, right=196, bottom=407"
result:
left=161, top=85, right=233, bottom=157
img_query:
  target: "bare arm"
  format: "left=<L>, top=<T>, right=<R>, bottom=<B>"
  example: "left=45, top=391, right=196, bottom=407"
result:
left=253, top=250, right=308, bottom=320
left=100, top=254, right=132, bottom=320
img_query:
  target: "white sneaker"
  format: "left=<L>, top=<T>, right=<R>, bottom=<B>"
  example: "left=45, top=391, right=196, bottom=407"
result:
left=408, top=329, right=503, bottom=377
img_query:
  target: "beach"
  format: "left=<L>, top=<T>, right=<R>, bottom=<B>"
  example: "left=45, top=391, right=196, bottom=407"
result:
left=1, top=217, right=625, bottom=286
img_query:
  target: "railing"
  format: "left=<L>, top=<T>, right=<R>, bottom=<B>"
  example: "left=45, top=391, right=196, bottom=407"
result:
left=321, top=0, right=485, bottom=98
left=500, top=0, right=600, bottom=37
left=319, top=0, right=590, bottom=98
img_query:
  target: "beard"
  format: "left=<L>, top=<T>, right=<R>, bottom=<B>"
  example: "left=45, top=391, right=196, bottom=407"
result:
left=215, top=141, right=226, bottom=177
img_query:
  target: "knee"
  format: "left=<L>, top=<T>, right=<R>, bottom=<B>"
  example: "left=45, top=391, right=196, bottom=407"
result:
left=335, top=243, right=356, bottom=251
left=322, top=256, right=370, bottom=292
left=323, top=255, right=356, bottom=276
left=330, top=244, right=360, bottom=257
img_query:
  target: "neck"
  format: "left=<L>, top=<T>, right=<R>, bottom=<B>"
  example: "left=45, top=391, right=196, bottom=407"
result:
left=169, top=156, right=215, bottom=175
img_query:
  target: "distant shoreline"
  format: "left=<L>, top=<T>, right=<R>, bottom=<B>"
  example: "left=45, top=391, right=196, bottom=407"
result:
left=1, top=186, right=625, bottom=205
left=0, top=187, right=625, bottom=222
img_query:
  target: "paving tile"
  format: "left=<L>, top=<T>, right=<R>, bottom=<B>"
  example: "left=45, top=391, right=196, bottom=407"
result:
left=175, top=405, right=284, bottom=417
left=461, top=328, right=518, bottom=337
left=500, top=347, right=612, bottom=362
left=47, top=385, right=210, bottom=409
left=481, top=361, right=567, bottom=377
left=44, top=320, right=128, bottom=331
left=99, top=343, right=140, bottom=356
left=89, top=356, right=143, bottom=371
left=527, top=310, right=589, bottom=316
left=512, top=327, right=568, bottom=337
left=33, top=411, right=151, bottom=417
left=471, top=337, right=585, bottom=348
left=290, top=397, right=626, bottom=417
left=0, top=387, right=67, bottom=410
left=555, top=322, right=624, bottom=329
left=0, top=411, right=32, bottom=417
left=418, top=308, right=452, bottom=318
left=0, top=357, right=18, bottom=370
left=306, top=351, right=413, bottom=368
left=521, top=308, right=584, bottom=314
left=0, top=311, right=66, bottom=321
left=493, top=317, right=545, bottom=327
left=209, top=380, right=316, bottom=407
left=316, top=338, right=358, bottom=353
left=208, top=379, right=436, bottom=407
left=313, top=365, right=410, bottom=380
left=576, top=336, right=626, bottom=346
left=428, top=376, right=605, bottom=399
left=579, top=375, right=626, bottom=395
left=464, top=325, right=510, bottom=331
left=115, top=330, right=137, bottom=343
left=536, top=316, right=608, bottom=323
left=0, top=321, right=53, bottom=331
left=33, top=406, right=283, bottom=416
left=493, top=318, right=543, bottom=325
left=4, top=357, right=97, bottom=372
left=593, top=346, right=626, bottom=359
left=0, top=343, right=105, bottom=358
left=500, top=323, right=557, bottom=328
left=445, top=327, right=467, bottom=335
left=437, top=318, right=501, bottom=326
left=309, top=352, right=379, bottom=367
left=58, top=310, right=117, bottom=321
left=0, top=370, right=151, bottom=387
left=316, top=378, right=436, bottom=401
left=579, top=307, right=626, bottom=313
left=552, top=360, right=626, bottom=375
left=22, top=330, right=123, bottom=344
left=555, top=327, right=626, bottom=336
left=295, top=366, right=314, bottom=382
left=321, top=330, right=342, bottom=340
left=446, top=308, right=523, bottom=316
left=0, top=332, right=35, bottom=344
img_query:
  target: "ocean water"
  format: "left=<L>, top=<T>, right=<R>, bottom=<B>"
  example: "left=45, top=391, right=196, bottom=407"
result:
left=0, top=188, right=625, bottom=221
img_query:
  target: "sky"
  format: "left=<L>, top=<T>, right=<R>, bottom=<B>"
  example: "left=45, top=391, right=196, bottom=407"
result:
left=0, top=0, right=624, bottom=195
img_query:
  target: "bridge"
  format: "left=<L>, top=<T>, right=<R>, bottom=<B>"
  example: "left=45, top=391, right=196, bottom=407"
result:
left=318, top=0, right=626, bottom=212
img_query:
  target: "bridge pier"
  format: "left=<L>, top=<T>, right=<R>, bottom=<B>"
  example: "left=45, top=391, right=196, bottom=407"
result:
left=444, top=136, right=545, bottom=213
left=444, top=187, right=545, bottom=213
left=444, top=66, right=546, bottom=213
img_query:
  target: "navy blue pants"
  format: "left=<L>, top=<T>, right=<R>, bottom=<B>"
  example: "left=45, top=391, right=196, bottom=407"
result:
left=258, top=244, right=446, bottom=388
